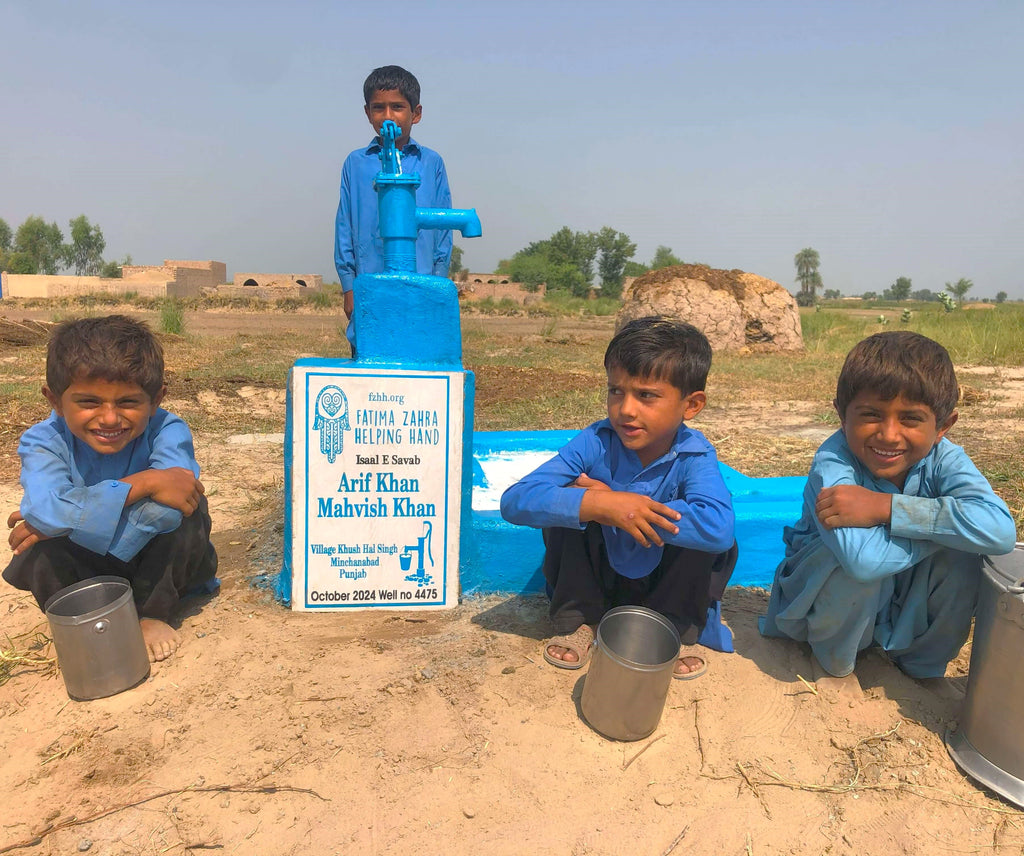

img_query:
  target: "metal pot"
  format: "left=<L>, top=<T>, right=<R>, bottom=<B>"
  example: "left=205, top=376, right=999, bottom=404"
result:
left=946, top=545, right=1024, bottom=807
left=581, top=606, right=680, bottom=741
left=45, top=576, right=150, bottom=701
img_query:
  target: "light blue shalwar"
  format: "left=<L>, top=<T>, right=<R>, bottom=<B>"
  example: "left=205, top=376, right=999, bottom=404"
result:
left=760, top=431, right=1016, bottom=678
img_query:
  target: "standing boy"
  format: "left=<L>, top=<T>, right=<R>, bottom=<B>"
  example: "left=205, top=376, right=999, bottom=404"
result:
left=3, top=316, right=217, bottom=662
left=501, top=317, right=737, bottom=677
left=760, top=332, right=1016, bottom=693
left=334, top=64, right=452, bottom=350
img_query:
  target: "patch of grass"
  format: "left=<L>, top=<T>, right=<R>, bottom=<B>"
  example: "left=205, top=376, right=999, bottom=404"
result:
left=307, top=289, right=334, bottom=309
left=801, top=305, right=1024, bottom=365
left=159, top=299, right=186, bottom=335
left=469, top=297, right=524, bottom=315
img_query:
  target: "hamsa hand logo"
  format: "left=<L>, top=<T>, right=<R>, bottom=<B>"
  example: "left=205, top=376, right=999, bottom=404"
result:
left=312, top=385, right=350, bottom=463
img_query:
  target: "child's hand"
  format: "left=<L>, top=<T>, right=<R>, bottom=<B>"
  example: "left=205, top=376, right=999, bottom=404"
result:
left=580, top=489, right=682, bottom=547
left=142, top=468, right=206, bottom=516
left=573, top=473, right=611, bottom=491
left=7, top=511, right=49, bottom=555
left=816, top=485, right=892, bottom=529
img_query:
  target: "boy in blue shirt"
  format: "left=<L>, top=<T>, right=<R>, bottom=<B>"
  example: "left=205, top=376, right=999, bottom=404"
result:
left=501, top=317, right=737, bottom=678
left=334, top=65, right=452, bottom=350
left=3, top=316, right=217, bottom=662
left=760, top=332, right=1016, bottom=694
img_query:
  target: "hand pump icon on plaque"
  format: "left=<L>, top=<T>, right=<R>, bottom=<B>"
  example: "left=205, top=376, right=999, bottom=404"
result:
left=400, top=521, right=434, bottom=586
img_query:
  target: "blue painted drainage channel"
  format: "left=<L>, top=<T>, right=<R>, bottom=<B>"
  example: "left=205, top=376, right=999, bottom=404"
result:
left=461, top=430, right=804, bottom=596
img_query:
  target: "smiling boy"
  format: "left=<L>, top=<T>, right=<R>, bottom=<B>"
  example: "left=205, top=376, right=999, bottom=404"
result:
left=501, top=317, right=737, bottom=678
left=2, top=316, right=217, bottom=662
left=760, top=332, right=1016, bottom=693
left=334, top=65, right=452, bottom=351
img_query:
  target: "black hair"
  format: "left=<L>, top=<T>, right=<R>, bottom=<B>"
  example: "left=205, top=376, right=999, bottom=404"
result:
left=835, top=331, right=958, bottom=425
left=605, top=316, right=712, bottom=396
left=46, top=315, right=164, bottom=399
left=363, top=65, right=421, bottom=108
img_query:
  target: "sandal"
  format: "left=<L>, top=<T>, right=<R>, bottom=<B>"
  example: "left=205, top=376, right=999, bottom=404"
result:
left=673, top=645, right=708, bottom=681
left=543, top=624, right=595, bottom=670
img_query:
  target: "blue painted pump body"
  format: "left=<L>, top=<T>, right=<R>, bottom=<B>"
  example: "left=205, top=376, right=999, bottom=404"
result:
left=375, top=119, right=480, bottom=277
left=355, top=119, right=480, bottom=367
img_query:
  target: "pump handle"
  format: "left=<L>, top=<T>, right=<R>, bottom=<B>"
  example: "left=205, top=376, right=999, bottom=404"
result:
left=378, top=120, right=402, bottom=176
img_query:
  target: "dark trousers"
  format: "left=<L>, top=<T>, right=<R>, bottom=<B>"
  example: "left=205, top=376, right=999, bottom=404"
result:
left=542, top=523, right=737, bottom=642
left=2, top=497, right=217, bottom=622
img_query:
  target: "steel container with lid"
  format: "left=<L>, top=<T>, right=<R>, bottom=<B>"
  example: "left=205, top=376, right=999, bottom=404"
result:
left=946, top=545, right=1024, bottom=807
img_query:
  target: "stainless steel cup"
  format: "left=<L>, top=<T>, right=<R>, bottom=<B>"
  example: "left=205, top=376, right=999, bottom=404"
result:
left=45, top=576, right=151, bottom=701
left=581, top=606, right=681, bottom=741
left=946, top=545, right=1024, bottom=808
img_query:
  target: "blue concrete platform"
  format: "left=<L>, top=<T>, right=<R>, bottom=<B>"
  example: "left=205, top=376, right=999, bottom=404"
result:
left=462, top=430, right=805, bottom=595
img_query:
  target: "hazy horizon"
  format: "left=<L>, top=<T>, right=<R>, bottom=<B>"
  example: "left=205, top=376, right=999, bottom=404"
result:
left=2, top=1, right=1021, bottom=298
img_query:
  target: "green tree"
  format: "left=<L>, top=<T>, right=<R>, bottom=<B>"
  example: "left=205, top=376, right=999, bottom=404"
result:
left=502, top=254, right=549, bottom=291
left=823, top=288, right=841, bottom=300
left=546, top=227, right=598, bottom=282
left=100, top=253, right=132, bottom=278
left=65, top=215, right=106, bottom=276
left=14, top=216, right=65, bottom=274
left=3, top=252, right=36, bottom=274
left=650, top=245, right=683, bottom=270
left=890, top=276, right=912, bottom=301
left=946, top=277, right=973, bottom=306
left=793, top=247, right=822, bottom=306
left=911, top=288, right=935, bottom=302
left=595, top=226, right=636, bottom=297
left=448, top=244, right=464, bottom=277
left=0, top=218, right=12, bottom=253
left=996, top=290, right=1007, bottom=304
left=623, top=261, right=649, bottom=277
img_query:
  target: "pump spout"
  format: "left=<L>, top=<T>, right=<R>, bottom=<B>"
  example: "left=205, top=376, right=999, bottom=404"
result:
left=416, top=207, right=482, bottom=238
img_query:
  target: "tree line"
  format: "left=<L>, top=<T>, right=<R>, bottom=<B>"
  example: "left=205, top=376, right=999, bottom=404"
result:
left=0, top=215, right=129, bottom=278
left=794, top=247, right=993, bottom=306
left=484, top=227, right=694, bottom=299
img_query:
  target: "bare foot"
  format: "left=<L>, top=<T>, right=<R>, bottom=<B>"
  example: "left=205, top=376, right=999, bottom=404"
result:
left=140, top=619, right=182, bottom=662
left=811, top=656, right=862, bottom=701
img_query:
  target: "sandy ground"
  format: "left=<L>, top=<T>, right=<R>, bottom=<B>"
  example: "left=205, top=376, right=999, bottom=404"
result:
left=2, top=310, right=1024, bottom=854
left=2, top=457, right=1023, bottom=856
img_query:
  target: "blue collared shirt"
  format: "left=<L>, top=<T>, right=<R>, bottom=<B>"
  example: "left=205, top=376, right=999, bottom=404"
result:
left=500, top=420, right=735, bottom=578
left=17, top=410, right=201, bottom=561
left=781, top=430, right=1016, bottom=583
left=334, top=137, right=453, bottom=291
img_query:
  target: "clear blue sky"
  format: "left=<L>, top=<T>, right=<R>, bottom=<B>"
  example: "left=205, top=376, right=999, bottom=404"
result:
left=2, top=0, right=1022, bottom=297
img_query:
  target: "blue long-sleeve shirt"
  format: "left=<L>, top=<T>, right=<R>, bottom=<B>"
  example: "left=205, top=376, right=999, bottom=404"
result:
left=17, top=410, right=201, bottom=561
left=334, top=137, right=452, bottom=291
left=781, top=431, right=1016, bottom=582
left=500, top=420, right=735, bottom=579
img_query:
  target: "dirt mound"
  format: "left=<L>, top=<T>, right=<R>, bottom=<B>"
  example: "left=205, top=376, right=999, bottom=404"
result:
left=619, top=265, right=804, bottom=352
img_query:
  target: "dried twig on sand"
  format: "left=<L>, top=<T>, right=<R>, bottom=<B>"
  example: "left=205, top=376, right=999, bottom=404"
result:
left=701, top=720, right=1022, bottom=817
left=622, top=733, right=666, bottom=771
left=0, top=781, right=328, bottom=854
left=0, top=628, right=57, bottom=688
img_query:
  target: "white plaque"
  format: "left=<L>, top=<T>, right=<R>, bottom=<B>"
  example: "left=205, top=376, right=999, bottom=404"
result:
left=289, top=366, right=463, bottom=610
